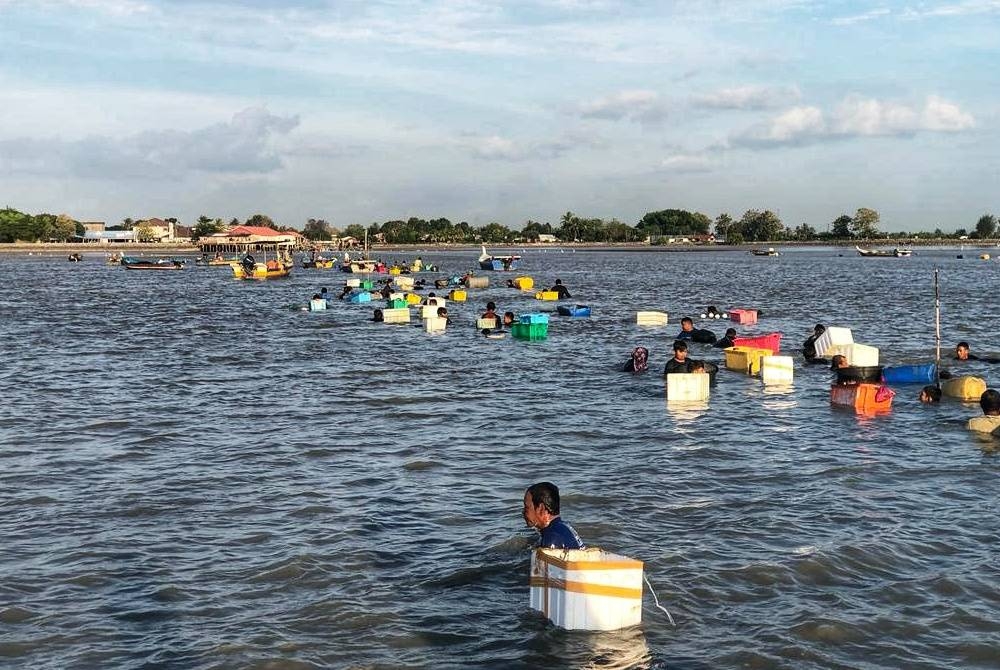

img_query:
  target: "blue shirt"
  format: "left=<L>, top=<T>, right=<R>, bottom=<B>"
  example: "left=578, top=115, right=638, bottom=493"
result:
left=538, top=517, right=584, bottom=549
left=675, top=330, right=694, bottom=340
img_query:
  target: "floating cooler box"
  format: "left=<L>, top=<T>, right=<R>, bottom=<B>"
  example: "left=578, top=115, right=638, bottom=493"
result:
left=394, top=276, right=415, bottom=290
left=829, top=343, right=879, bottom=366
left=731, top=332, right=782, bottom=355
left=309, top=298, right=327, bottom=311
left=349, top=291, right=371, bottom=303
left=424, top=316, right=447, bottom=333
left=382, top=308, right=410, bottom=324
left=830, top=383, right=894, bottom=414
left=448, top=289, right=467, bottom=302
left=666, top=373, right=710, bottom=402
left=882, top=363, right=936, bottom=384
left=814, top=327, right=853, bottom=358
left=425, top=297, right=446, bottom=308
left=405, top=293, right=421, bottom=305
left=513, top=276, right=534, bottom=290
left=941, top=375, right=987, bottom=401
left=345, top=278, right=361, bottom=288
left=421, top=305, right=441, bottom=319
left=636, top=311, right=668, bottom=326
left=761, top=355, right=794, bottom=385
left=476, top=317, right=498, bottom=330
left=729, top=308, right=758, bottom=325
left=388, top=292, right=405, bottom=301
left=529, top=548, right=643, bottom=631
left=465, top=277, right=489, bottom=289
left=724, top=346, right=771, bottom=375
left=388, top=298, right=407, bottom=309
left=535, top=291, right=559, bottom=301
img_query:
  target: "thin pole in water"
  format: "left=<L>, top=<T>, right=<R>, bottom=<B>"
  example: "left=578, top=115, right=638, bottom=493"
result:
left=935, top=268, right=941, bottom=387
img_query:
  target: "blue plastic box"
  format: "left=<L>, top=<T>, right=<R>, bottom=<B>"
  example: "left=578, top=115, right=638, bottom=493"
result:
left=519, top=313, right=549, bottom=325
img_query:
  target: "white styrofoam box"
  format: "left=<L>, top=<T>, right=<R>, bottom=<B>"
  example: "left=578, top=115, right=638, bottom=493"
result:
left=424, top=316, right=447, bottom=333
left=388, top=292, right=405, bottom=301
left=345, top=278, right=361, bottom=288
left=477, top=317, right=498, bottom=329
left=813, top=326, right=853, bottom=357
left=421, top=305, right=442, bottom=320
left=425, top=296, right=446, bottom=308
left=382, top=308, right=410, bottom=324
left=309, top=299, right=327, bottom=311
left=394, top=276, right=414, bottom=289
left=530, top=548, right=643, bottom=631
left=761, top=355, right=794, bottom=385
left=636, top=311, right=668, bottom=326
left=830, top=343, right=879, bottom=366
left=666, top=373, right=710, bottom=401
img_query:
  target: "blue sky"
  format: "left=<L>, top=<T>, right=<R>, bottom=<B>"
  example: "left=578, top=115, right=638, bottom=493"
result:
left=0, top=0, right=997, bottom=231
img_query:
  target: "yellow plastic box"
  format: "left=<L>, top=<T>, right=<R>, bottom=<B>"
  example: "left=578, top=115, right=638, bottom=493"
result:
left=724, top=346, right=771, bottom=375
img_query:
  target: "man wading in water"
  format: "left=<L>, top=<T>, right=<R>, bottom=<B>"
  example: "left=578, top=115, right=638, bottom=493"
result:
left=523, top=482, right=584, bottom=550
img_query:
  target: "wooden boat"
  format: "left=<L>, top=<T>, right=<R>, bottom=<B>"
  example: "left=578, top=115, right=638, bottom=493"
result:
left=122, top=256, right=186, bottom=270
left=302, top=257, right=337, bottom=269
left=750, top=247, right=779, bottom=256
left=68, top=253, right=83, bottom=262
left=478, top=245, right=521, bottom=271
left=231, top=255, right=292, bottom=280
left=340, top=259, right=378, bottom=273
left=856, top=245, right=912, bottom=258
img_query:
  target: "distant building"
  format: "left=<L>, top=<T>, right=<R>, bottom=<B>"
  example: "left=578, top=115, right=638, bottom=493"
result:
left=198, top=226, right=299, bottom=254
left=537, top=234, right=557, bottom=243
left=80, top=221, right=106, bottom=233
left=78, top=230, right=136, bottom=244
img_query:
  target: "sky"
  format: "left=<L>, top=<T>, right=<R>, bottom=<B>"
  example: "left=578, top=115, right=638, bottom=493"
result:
left=0, top=0, right=998, bottom=232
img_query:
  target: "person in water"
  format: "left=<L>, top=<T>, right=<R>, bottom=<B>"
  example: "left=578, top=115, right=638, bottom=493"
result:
left=802, top=324, right=828, bottom=365
left=954, top=342, right=1000, bottom=363
left=690, top=360, right=706, bottom=373
left=713, top=327, right=737, bottom=349
left=523, top=482, right=584, bottom=550
left=968, top=389, right=1000, bottom=433
left=830, top=354, right=849, bottom=370
left=919, top=385, right=941, bottom=403
left=623, top=346, right=649, bottom=373
left=338, top=285, right=353, bottom=300
left=663, top=340, right=694, bottom=375
left=482, top=301, right=499, bottom=321
left=502, top=311, right=516, bottom=328
left=372, top=308, right=384, bottom=322
left=676, top=317, right=716, bottom=344
left=437, top=306, right=451, bottom=324
left=549, top=279, right=572, bottom=300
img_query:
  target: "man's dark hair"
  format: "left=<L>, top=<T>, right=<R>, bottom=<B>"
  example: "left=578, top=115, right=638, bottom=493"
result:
left=957, top=341, right=970, bottom=350
left=980, top=389, right=1000, bottom=415
left=680, top=317, right=693, bottom=326
left=486, top=301, right=496, bottom=311
left=673, top=340, right=688, bottom=352
left=526, top=482, right=560, bottom=515
left=725, top=328, right=737, bottom=338
left=814, top=324, right=826, bottom=333
left=922, top=385, right=942, bottom=402
left=554, top=279, right=563, bottom=285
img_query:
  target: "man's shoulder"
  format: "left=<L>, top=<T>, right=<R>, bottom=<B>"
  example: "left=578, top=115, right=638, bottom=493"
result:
left=967, top=415, right=1000, bottom=432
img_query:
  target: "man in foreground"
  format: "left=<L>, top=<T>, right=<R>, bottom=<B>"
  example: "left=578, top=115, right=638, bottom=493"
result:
left=523, top=482, right=584, bottom=550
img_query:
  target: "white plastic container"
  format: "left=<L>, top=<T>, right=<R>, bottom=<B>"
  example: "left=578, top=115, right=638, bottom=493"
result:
left=761, top=355, right=794, bottom=385
left=424, top=316, right=447, bottom=333
left=394, top=276, right=414, bottom=290
left=813, top=326, right=853, bottom=358
left=309, top=298, right=327, bottom=311
left=425, top=296, right=446, bottom=308
left=830, top=343, right=879, bottom=366
left=530, top=548, right=643, bottom=631
left=421, top=305, right=441, bottom=320
left=665, top=373, right=710, bottom=401
left=345, top=278, right=361, bottom=288
left=636, top=311, right=668, bottom=326
left=382, top=308, right=410, bottom=324
left=388, top=292, right=405, bottom=301
left=477, top=317, right=498, bottom=329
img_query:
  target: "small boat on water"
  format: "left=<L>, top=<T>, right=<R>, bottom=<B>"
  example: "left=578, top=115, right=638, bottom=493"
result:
left=231, top=253, right=292, bottom=280
left=341, top=258, right=378, bottom=274
left=750, top=247, right=779, bottom=257
left=68, top=253, right=83, bottom=262
left=196, top=254, right=239, bottom=266
left=478, top=245, right=521, bottom=271
left=856, top=245, right=912, bottom=258
left=122, top=256, right=186, bottom=270
left=303, top=257, right=337, bottom=269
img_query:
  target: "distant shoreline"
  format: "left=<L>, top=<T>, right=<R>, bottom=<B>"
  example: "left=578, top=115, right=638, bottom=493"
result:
left=2, top=239, right=996, bottom=255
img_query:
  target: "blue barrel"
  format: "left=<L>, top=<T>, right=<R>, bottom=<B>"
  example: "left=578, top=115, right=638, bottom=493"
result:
left=882, top=363, right=936, bottom=384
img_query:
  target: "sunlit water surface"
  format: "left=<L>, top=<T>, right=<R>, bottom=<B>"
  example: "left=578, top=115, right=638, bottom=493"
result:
left=2, top=246, right=999, bottom=669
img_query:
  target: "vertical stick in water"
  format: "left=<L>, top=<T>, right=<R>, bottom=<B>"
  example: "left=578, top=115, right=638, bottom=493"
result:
left=934, top=268, right=941, bottom=387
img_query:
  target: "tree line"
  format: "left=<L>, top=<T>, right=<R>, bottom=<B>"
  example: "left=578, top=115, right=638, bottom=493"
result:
left=1, top=205, right=997, bottom=244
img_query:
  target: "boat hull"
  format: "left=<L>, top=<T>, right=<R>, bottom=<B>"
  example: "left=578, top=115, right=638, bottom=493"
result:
left=479, top=257, right=521, bottom=271
left=231, top=262, right=292, bottom=280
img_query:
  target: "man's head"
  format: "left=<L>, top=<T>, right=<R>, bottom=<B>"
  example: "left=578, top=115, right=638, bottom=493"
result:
left=831, top=354, right=848, bottom=369
left=486, top=301, right=496, bottom=312
left=956, top=342, right=971, bottom=360
left=503, top=311, right=515, bottom=324
left=554, top=279, right=563, bottom=286
left=814, top=324, right=826, bottom=335
left=437, top=306, right=448, bottom=318
left=523, top=482, right=560, bottom=529
left=725, top=328, right=737, bottom=339
left=980, top=389, right=1000, bottom=416
left=673, top=340, right=688, bottom=360
left=920, top=385, right=941, bottom=403
left=690, top=360, right=705, bottom=373
left=680, top=317, right=694, bottom=332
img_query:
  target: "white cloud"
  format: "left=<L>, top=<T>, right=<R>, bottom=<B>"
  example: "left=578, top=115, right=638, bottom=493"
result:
left=659, top=153, right=713, bottom=172
left=0, top=107, right=299, bottom=178
left=577, top=90, right=670, bottom=123
left=831, top=8, right=891, bottom=26
left=692, top=85, right=801, bottom=110
left=901, top=1, right=1000, bottom=19
left=461, top=134, right=572, bottom=161
left=732, top=95, right=975, bottom=147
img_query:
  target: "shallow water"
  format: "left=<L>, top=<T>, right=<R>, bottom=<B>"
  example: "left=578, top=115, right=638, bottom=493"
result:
left=2, top=246, right=999, bottom=669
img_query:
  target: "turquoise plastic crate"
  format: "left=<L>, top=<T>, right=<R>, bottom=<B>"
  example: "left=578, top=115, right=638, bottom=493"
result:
left=519, top=313, right=549, bottom=325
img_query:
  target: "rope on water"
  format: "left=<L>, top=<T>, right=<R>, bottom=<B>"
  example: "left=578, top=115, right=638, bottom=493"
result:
left=643, top=574, right=675, bottom=626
